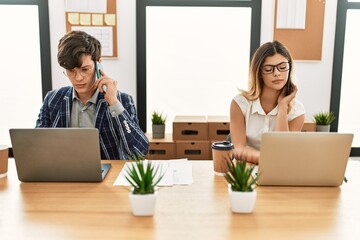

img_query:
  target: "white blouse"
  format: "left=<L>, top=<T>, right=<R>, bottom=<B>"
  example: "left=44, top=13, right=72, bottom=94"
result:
left=233, top=94, right=305, bottom=150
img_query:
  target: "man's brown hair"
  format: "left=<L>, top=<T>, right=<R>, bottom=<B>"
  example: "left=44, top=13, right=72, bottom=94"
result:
left=57, top=31, right=101, bottom=69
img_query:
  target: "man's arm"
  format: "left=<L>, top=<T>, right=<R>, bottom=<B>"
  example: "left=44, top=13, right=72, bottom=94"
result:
left=109, top=92, right=149, bottom=159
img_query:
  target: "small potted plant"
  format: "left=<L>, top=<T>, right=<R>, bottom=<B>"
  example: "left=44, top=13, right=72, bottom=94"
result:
left=313, top=111, right=336, bottom=132
left=224, top=158, right=259, bottom=213
left=151, top=111, right=166, bottom=138
left=125, top=155, right=165, bottom=216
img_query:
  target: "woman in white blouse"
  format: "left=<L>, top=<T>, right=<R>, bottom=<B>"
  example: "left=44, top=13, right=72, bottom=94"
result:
left=230, top=41, right=305, bottom=164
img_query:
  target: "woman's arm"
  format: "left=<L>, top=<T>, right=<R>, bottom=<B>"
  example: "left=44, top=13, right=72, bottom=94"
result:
left=275, top=83, right=305, bottom=131
left=230, top=100, right=260, bottom=164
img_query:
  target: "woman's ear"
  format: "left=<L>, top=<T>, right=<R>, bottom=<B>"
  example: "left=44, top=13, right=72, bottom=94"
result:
left=98, top=57, right=102, bottom=63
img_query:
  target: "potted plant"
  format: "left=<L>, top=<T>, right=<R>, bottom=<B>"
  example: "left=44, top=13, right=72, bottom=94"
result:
left=313, top=111, right=336, bottom=132
left=151, top=111, right=166, bottom=138
left=125, top=155, right=165, bottom=216
left=224, top=158, right=259, bottom=213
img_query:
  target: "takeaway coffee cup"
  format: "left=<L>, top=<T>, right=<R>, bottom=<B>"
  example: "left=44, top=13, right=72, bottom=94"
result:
left=211, top=141, right=234, bottom=176
left=0, top=145, right=9, bottom=178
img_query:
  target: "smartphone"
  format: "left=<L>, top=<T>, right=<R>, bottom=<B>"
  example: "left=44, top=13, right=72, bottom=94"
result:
left=285, top=65, right=293, bottom=96
left=285, top=79, right=293, bottom=96
left=95, top=61, right=106, bottom=92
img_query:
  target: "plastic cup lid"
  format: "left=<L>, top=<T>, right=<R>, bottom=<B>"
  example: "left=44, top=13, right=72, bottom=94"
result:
left=211, top=141, right=234, bottom=150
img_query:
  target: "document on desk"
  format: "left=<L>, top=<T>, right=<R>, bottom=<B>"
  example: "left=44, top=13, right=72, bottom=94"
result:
left=113, top=159, right=194, bottom=186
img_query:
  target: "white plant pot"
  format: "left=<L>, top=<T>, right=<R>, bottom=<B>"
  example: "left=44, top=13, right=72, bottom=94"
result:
left=129, top=191, right=157, bottom=216
left=316, top=125, right=330, bottom=132
left=228, top=186, right=257, bottom=213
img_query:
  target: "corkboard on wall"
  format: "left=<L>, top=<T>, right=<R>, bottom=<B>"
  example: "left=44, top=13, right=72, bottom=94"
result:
left=274, top=0, right=326, bottom=61
left=65, top=0, right=118, bottom=58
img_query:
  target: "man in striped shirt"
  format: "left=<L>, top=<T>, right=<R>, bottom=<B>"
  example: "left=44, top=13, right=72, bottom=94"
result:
left=36, top=31, right=149, bottom=160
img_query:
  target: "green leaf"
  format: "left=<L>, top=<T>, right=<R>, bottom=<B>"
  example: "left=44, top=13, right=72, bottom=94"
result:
left=224, top=158, right=259, bottom=192
left=313, top=111, right=336, bottom=125
left=151, top=111, right=166, bottom=125
left=125, top=160, right=165, bottom=194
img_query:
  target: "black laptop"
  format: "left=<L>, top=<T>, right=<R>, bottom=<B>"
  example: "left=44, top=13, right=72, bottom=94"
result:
left=9, top=128, right=111, bottom=182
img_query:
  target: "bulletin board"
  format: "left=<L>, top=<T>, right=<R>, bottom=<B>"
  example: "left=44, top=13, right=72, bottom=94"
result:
left=274, top=0, right=326, bottom=61
left=65, top=0, right=118, bottom=58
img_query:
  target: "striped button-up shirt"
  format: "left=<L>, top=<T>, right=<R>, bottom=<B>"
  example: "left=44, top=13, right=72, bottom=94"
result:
left=36, top=86, right=149, bottom=160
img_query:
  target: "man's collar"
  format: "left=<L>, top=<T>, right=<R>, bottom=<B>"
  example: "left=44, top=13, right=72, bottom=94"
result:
left=72, top=88, right=99, bottom=104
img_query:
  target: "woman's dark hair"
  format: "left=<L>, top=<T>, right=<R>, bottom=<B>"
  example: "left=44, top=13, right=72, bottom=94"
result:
left=57, top=31, right=101, bottom=69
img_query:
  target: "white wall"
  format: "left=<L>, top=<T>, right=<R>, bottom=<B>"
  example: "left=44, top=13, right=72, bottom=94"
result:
left=48, top=0, right=337, bottom=121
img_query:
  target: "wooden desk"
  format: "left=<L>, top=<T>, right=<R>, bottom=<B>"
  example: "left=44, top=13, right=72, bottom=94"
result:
left=1, top=159, right=360, bottom=240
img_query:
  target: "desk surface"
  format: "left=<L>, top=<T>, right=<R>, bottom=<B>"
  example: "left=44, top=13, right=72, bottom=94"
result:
left=1, top=159, right=360, bottom=240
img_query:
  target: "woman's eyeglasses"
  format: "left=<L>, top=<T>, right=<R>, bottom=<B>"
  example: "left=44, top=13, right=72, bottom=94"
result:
left=261, top=62, right=290, bottom=74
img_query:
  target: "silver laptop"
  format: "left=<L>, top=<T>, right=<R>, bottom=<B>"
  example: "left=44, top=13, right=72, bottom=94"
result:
left=9, top=128, right=111, bottom=182
left=257, top=132, right=353, bottom=187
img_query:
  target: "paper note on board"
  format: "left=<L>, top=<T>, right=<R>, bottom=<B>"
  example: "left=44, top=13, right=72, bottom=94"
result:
left=80, top=14, right=91, bottom=25
left=65, top=0, right=107, bottom=13
left=104, top=14, right=116, bottom=26
left=276, top=0, right=307, bottom=29
left=71, top=26, right=113, bottom=56
left=68, top=13, right=79, bottom=25
left=92, top=14, right=103, bottom=26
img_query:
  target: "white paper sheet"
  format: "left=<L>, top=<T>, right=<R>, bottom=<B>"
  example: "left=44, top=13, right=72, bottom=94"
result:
left=65, top=0, right=107, bottom=13
left=276, top=0, right=307, bottom=29
left=114, top=159, right=194, bottom=187
left=71, top=26, right=113, bottom=56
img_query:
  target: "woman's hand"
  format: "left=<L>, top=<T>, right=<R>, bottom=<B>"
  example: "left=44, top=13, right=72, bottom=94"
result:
left=277, top=82, right=298, bottom=108
left=233, top=147, right=260, bottom=164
